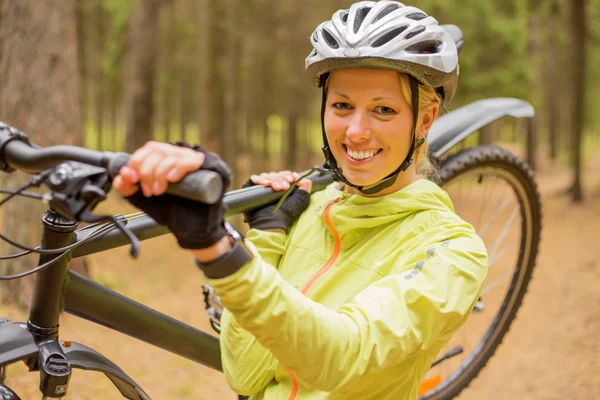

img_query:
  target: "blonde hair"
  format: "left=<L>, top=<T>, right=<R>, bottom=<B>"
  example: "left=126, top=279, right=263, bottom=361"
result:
left=397, top=73, right=441, bottom=179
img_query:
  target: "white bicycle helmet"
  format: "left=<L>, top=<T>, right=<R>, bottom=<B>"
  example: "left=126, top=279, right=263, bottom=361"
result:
left=306, top=0, right=458, bottom=103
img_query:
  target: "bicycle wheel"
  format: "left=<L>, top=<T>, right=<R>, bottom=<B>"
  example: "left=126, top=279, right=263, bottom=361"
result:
left=418, top=145, right=542, bottom=400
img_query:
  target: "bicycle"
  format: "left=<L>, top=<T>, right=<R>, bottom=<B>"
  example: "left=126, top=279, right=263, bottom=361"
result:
left=0, top=28, right=541, bottom=400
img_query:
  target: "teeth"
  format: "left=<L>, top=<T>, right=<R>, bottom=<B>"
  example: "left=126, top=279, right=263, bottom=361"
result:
left=347, top=148, right=378, bottom=160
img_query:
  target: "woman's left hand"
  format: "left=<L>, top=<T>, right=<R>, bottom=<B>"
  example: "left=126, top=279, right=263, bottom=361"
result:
left=242, top=170, right=312, bottom=233
left=113, top=141, right=232, bottom=250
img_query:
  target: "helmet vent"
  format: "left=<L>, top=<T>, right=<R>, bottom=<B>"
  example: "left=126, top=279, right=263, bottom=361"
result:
left=322, top=29, right=340, bottom=49
left=309, top=49, right=318, bottom=57
left=312, top=31, right=319, bottom=42
left=353, top=6, right=372, bottom=33
left=341, top=11, right=349, bottom=24
left=406, top=40, right=443, bottom=54
left=404, top=25, right=426, bottom=39
left=406, top=12, right=427, bottom=21
left=371, top=4, right=401, bottom=24
left=372, top=26, right=408, bottom=47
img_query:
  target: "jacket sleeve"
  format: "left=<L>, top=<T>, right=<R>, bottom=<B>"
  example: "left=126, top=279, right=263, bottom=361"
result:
left=207, top=217, right=488, bottom=392
left=218, top=228, right=286, bottom=395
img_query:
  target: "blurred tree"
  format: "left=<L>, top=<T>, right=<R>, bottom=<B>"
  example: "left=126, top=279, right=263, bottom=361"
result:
left=94, top=0, right=106, bottom=150
left=569, top=0, right=586, bottom=202
left=196, top=0, right=211, bottom=147
left=102, top=0, right=132, bottom=150
left=220, top=0, right=240, bottom=179
left=545, top=0, right=561, bottom=161
left=0, top=0, right=83, bottom=304
left=123, top=0, right=162, bottom=153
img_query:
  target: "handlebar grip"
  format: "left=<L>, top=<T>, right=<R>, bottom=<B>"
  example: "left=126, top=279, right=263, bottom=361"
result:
left=106, top=152, right=224, bottom=205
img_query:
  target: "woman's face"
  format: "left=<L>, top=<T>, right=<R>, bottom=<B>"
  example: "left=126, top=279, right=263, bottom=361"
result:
left=324, top=68, right=436, bottom=195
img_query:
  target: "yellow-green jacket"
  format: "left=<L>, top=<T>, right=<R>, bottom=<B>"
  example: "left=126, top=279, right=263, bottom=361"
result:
left=206, top=179, right=488, bottom=400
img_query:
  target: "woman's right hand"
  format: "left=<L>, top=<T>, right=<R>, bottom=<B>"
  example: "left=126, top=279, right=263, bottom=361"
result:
left=243, top=170, right=312, bottom=233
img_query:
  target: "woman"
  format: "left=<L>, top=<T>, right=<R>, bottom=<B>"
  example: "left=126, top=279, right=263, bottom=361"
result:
left=113, top=2, right=488, bottom=399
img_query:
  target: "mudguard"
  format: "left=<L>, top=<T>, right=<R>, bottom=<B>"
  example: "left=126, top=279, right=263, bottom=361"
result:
left=428, top=98, right=535, bottom=159
left=62, top=341, right=151, bottom=400
left=0, top=319, right=149, bottom=400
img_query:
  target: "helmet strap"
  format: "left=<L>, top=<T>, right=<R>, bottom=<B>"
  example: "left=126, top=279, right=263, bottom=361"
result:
left=320, top=74, right=421, bottom=195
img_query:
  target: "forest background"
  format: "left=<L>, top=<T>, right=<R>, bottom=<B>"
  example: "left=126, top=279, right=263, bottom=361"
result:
left=0, top=0, right=598, bottom=399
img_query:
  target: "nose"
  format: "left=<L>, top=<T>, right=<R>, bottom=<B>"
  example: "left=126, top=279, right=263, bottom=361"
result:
left=346, top=110, right=371, bottom=142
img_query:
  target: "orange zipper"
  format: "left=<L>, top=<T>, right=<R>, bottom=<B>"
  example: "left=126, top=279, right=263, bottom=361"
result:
left=287, top=198, right=342, bottom=400
left=300, top=199, right=342, bottom=294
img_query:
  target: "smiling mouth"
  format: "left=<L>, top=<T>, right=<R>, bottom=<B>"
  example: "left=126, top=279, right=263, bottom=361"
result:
left=344, top=145, right=382, bottom=161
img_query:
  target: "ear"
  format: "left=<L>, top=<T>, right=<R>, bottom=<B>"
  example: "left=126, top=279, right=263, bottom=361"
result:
left=418, top=102, right=440, bottom=139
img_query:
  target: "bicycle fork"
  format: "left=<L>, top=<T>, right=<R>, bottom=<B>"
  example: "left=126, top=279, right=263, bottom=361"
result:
left=26, top=210, right=78, bottom=399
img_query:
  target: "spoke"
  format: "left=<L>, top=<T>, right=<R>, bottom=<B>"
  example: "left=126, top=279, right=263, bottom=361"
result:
left=481, top=269, right=514, bottom=296
left=476, top=174, right=499, bottom=231
left=477, top=196, right=513, bottom=240
left=488, top=237, right=519, bottom=267
left=487, top=204, right=521, bottom=263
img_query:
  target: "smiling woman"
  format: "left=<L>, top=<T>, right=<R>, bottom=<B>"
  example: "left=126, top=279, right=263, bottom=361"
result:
left=113, top=2, right=488, bottom=400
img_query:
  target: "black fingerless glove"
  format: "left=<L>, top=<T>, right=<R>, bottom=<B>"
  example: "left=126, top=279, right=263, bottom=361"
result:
left=242, top=179, right=311, bottom=233
left=124, top=142, right=232, bottom=250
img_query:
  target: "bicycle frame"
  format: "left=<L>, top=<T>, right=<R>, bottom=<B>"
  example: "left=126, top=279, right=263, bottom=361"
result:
left=0, top=97, right=535, bottom=399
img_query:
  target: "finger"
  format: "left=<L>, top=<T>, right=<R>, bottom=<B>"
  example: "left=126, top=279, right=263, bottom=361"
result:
left=258, top=173, right=274, bottom=186
left=153, top=155, right=180, bottom=195
left=264, top=172, right=286, bottom=190
left=166, top=152, right=205, bottom=183
left=278, top=170, right=294, bottom=183
left=113, top=175, right=140, bottom=197
left=137, top=154, right=165, bottom=196
left=119, top=166, right=140, bottom=184
left=297, top=179, right=313, bottom=193
left=250, top=174, right=269, bottom=186
left=128, top=142, right=165, bottom=170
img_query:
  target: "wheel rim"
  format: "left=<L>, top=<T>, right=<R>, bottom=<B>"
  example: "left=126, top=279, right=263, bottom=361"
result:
left=419, top=165, right=535, bottom=399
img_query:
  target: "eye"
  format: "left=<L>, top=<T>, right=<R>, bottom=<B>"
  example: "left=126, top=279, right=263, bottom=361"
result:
left=332, top=102, right=353, bottom=110
left=374, top=106, right=397, bottom=115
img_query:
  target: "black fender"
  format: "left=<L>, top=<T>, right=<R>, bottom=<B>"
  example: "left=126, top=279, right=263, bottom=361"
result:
left=428, top=97, right=535, bottom=158
left=62, top=341, right=151, bottom=400
left=0, top=319, right=149, bottom=400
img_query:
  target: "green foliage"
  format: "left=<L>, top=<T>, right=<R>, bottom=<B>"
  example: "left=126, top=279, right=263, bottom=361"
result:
left=101, top=0, right=133, bottom=78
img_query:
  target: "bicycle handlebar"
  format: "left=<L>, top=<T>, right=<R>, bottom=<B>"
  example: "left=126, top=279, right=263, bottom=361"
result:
left=0, top=125, right=223, bottom=204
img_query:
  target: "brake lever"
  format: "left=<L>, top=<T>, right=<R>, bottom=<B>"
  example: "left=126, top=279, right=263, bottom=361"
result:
left=45, top=161, right=111, bottom=221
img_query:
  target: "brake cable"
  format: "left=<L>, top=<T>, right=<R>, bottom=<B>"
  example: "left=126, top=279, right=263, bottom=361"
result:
left=0, top=213, right=147, bottom=280
left=0, top=165, right=145, bottom=278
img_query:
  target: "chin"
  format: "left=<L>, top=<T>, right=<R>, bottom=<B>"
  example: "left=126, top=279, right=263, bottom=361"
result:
left=340, top=171, right=383, bottom=187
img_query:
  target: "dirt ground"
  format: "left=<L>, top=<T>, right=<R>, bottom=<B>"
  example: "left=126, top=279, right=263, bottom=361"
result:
left=1, top=151, right=599, bottom=399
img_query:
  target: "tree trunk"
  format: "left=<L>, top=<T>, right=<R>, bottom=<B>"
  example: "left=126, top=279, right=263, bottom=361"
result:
left=527, top=13, right=539, bottom=170
left=546, top=0, right=561, bottom=161
left=526, top=117, right=537, bottom=170
left=262, top=117, right=271, bottom=172
left=0, top=0, right=83, bottom=304
left=569, top=0, right=586, bottom=202
left=287, top=113, right=299, bottom=171
left=123, top=0, right=161, bottom=152
left=478, top=124, right=494, bottom=146
left=220, top=0, right=239, bottom=182
left=196, top=0, right=211, bottom=146
left=95, top=1, right=105, bottom=150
